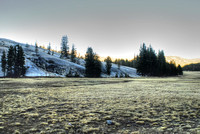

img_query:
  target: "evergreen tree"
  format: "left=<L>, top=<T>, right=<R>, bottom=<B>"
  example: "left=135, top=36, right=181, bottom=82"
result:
left=146, top=45, right=157, bottom=76
left=136, top=43, right=148, bottom=76
left=177, top=65, right=183, bottom=75
left=7, top=46, right=15, bottom=77
left=60, top=35, right=69, bottom=58
left=157, top=50, right=166, bottom=76
left=13, top=45, right=26, bottom=77
left=117, top=60, right=121, bottom=69
left=71, top=44, right=76, bottom=63
left=85, top=47, right=102, bottom=77
left=115, top=73, right=118, bottom=78
left=47, top=43, right=51, bottom=55
left=165, top=61, right=176, bottom=76
left=105, top=56, right=112, bottom=75
left=14, top=45, right=20, bottom=77
left=35, top=42, right=38, bottom=54
left=17, top=45, right=26, bottom=76
left=85, top=47, right=95, bottom=77
left=1, top=50, right=7, bottom=77
left=94, top=54, right=102, bottom=77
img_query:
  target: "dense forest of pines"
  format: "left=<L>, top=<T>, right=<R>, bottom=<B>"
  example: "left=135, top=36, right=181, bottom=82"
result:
left=183, top=63, right=200, bottom=71
left=135, top=43, right=183, bottom=76
left=1, top=45, right=26, bottom=77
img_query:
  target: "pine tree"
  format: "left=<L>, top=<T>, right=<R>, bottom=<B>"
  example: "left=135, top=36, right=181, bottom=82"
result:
left=13, top=45, right=26, bottom=77
left=17, top=45, right=26, bottom=76
left=157, top=50, right=166, bottom=76
left=177, top=65, right=183, bottom=75
left=47, top=43, right=51, bottom=55
left=7, top=46, right=15, bottom=77
left=115, top=73, right=118, bottom=78
left=94, top=54, right=102, bottom=77
left=117, top=60, right=121, bottom=69
left=136, top=43, right=147, bottom=76
left=71, top=44, right=76, bottom=62
left=167, top=61, right=177, bottom=76
left=146, top=45, right=157, bottom=76
left=60, top=35, right=69, bottom=58
left=1, top=50, right=7, bottom=77
left=105, top=56, right=112, bottom=75
left=35, top=42, right=38, bottom=54
left=85, top=47, right=95, bottom=77
left=85, top=47, right=102, bottom=77
left=14, top=45, right=20, bottom=77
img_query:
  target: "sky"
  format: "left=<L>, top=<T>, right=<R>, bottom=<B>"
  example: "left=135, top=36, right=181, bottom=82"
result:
left=0, top=0, right=200, bottom=59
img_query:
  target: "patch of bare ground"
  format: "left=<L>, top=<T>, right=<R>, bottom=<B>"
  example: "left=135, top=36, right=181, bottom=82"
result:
left=0, top=71, right=200, bottom=133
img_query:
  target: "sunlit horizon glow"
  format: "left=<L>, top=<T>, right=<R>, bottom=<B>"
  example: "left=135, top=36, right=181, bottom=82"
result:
left=0, top=0, right=200, bottom=59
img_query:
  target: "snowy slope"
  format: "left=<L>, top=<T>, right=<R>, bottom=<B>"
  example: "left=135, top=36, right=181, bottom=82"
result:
left=101, top=62, right=138, bottom=77
left=25, top=59, right=62, bottom=77
left=0, top=38, right=139, bottom=77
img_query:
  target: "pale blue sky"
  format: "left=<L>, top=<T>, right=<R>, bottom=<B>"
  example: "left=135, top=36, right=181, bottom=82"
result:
left=0, top=0, right=200, bottom=59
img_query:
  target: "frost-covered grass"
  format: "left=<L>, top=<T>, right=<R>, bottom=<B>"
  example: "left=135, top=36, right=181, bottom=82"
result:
left=0, top=72, right=200, bottom=133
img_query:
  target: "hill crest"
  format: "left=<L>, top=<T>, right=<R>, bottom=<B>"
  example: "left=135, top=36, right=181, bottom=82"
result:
left=0, top=38, right=138, bottom=77
left=166, top=56, right=200, bottom=67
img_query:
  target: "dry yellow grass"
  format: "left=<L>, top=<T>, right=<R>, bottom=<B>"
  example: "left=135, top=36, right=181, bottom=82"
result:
left=0, top=71, right=200, bottom=133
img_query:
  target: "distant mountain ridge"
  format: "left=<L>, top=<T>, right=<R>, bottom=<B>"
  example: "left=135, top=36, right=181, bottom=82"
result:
left=166, top=56, right=200, bottom=67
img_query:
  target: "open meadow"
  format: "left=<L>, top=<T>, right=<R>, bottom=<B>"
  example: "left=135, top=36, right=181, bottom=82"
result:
left=0, top=72, right=200, bottom=133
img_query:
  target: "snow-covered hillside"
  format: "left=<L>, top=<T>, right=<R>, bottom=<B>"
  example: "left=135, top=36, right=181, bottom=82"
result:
left=0, top=38, right=139, bottom=77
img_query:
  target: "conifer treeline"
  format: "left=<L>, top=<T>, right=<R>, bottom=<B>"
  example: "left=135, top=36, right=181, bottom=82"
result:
left=1, top=45, right=26, bottom=77
left=113, top=59, right=136, bottom=68
left=183, top=63, right=200, bottom=71
left=135, top=43, right=183, bottom=76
